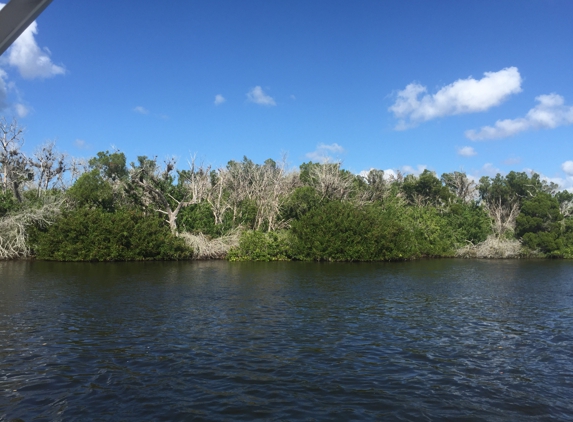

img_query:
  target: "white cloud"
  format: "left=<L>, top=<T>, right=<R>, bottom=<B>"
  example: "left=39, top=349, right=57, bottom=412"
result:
left=305, top=143, right=344, bottom=163
left=503, top=156, right=521, bottom=166
left=246, top=86, right=276, bottom=106
left=359, top=168, right=398, bottom=180
left=465, top=94, right=573, bottom=140
left=14, top=103, right=29, bottom=117
left=389, top=67, right=522, bottom=129
left=523, top=166, right=573, bottom=192
left=74, top=139, right=90, bottom=149
left=562, top=161, right=573, bottom=176
left=214, top=94, right=226, bottom=105
left=401, top=164, right=427, bottom=176
left=481, top=163, right=501, bottom=177
left=134, top=106, right=149, bottom=115
left=457, top=146, right=477, bottom=157
left=0, top=3, right=64, bottom=113
left=0, top=2, right=65, bottom=80
left=0, top=69, right=8, bottom=110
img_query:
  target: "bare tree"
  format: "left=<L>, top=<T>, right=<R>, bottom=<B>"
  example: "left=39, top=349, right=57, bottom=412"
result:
left=130, top=156, right=190, bottom=234
left=184, top=155, right=211, bottom=204
left=442, top=171, right=477, bottom=203
left=0, top=117, right=30, bottom=202
left=205, top=168, right=231, bottom=226
left=68, top=156, right=88, bottom=186
left=0, top=199, right=62, bottom=259
left=310, top=161, right=354, bottom=202
left=220, top=156, right=297, bottom=231
left=251, top=157, right=296, bottom=231
left=359, top=169, right=391, bottom=203
left=484, top=198, right=520, bottom=238
left=29, top=141, right=67, bottom=197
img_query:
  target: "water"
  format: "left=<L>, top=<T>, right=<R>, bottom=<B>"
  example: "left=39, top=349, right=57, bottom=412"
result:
left=1, top=259, right=573, bottom=421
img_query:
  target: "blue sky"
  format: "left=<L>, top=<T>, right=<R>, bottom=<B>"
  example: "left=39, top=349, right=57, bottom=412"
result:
left=1, top=0, right=573, bottom=187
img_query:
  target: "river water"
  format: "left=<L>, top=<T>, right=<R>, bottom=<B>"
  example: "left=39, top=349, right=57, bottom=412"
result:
left=1, top=259, right=572, bottom=421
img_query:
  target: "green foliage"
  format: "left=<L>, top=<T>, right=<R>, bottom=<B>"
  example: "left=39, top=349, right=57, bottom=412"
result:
left=31, top=208, right=190, bottom=261
left=228, top=230, right=291, bottom=261
left=516, top=192, right=563, bottom=254
left=0, top=191, right=19, bottom=216
left=89, top=150, right=128, bottom=181
left=445, top=202, right=491, bottom=245
left=478, top=171, right=553, bottom=208
left=395, top=205, right=458, bottom=257
left=67, top=169, right=115, bottom=210
left=281, top=186, right=322, bottom=221
left=178, top=201, right=227, bottom=237
left=402, top=170, right=452, bottom=206
left=290, top=201, right=415, bottom=261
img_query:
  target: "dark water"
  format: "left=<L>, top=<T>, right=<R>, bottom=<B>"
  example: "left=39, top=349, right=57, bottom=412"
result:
left=1, top=260, right=573, bottom=421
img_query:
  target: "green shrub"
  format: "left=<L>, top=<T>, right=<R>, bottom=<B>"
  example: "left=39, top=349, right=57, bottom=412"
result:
left=67, top=170, right=115, bottom=211
left=444, top=202, right=491, bottom=245
left=0, top=191, right=19, bottom=217
left=398, top=205, right=458, bottom=257
left=290, top=201, right=414, bottom=261
left=31, top=208, right=190, bottom=261
left=516, top=193, right=563, bottom=254
left=228, top=230, right=291, bottom=261
left=281, top=186, right=322, bottom=221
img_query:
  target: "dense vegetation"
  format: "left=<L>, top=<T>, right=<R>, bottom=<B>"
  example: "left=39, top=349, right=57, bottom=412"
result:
left=2, top=117, right=573, bottom=262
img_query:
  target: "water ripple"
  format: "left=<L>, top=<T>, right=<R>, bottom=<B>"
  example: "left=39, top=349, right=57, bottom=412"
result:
left=1, top=259, right=573, bottom=421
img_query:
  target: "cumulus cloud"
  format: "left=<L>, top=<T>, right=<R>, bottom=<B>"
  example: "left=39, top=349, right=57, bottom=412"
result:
left=457, top=146, right=477, bottom=157
left=521, top=165, right=573, bottom=192
left=214, top=94, right=226, bottom=105
left=562, top=161, right=573, bottom=176
left=389, top=67, right=522, bottom=129
left=465, top=94, right=573, bottom=140
left=246, top=86, right=276, bottom=106
left=305, top=143, right=344, bottom=163
left=0, top=3, right=65, bottom=79
left=401, top=164, right=427, bottom=176
left=0, top=3, right=64, bottom=114
left=133, top=106, right=149, bottom=115
left=359, top=168, right=398, bottom=180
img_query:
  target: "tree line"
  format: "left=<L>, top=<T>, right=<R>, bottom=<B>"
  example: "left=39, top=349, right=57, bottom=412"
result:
left=2, top=117, right=573, bottom=261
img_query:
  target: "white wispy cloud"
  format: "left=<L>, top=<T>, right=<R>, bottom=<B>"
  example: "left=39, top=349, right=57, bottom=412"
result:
left=134, top=106, right=149, bottom=115
left=74, top=139, right=90, bottom=150
left=305, top=143, right=344, bottom=163
left=401, top=164, right=427, bottom=176
left=214, top=94, right=226, bottom=105
left=465, top=94, right=573, bottom=140
left=14, top=103, right=29, bottom=117
left=0, top=69, right=8, bottom=110
left=503, top=156, right=521, bottom=166
left=0, top=3, right=65, bottom=79
left=481, top=163, right=501, bottom=177
left=457, top=146, right=477, bottom=157
left=389, top=67, right=522, bottom=129
left=246, top=86, right=276, bottom=106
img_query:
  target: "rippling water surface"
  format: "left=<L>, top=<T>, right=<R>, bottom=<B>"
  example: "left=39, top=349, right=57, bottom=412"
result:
left=1, top=259, right=573, bottom=421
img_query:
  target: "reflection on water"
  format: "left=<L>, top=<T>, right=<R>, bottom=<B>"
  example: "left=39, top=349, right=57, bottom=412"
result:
left=1, top=259, right=573, bottom=421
